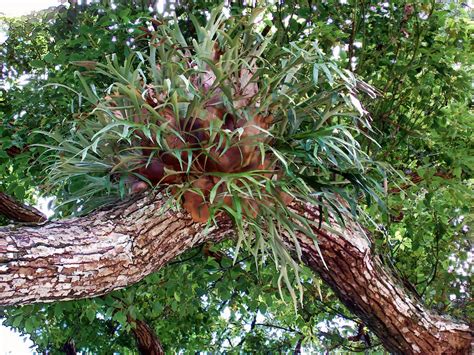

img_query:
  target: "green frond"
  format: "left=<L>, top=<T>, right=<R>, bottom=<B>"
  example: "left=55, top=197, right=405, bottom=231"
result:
left=36, top=6, right=385, bottom=308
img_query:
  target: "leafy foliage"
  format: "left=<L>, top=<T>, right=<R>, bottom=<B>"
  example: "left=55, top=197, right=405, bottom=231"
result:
left=0, top=0, right=472, bottom=353
left=36, top=6, right=384, bottom=306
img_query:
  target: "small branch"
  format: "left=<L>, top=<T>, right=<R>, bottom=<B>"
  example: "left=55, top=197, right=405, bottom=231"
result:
left=0, top=192, right=47, bottom=223
left=347, top=3, right=358, bottom=69
left=128, top=315, right=164, bottom=355
left=61, top=338, right=77, bottom=355
left=168, top=246, right=203, bottom=265
left=388, top=170, right=453, bottom=194
left=294, top=336, right=303, bottom=354
left=254, top=322, right=302, bottom=335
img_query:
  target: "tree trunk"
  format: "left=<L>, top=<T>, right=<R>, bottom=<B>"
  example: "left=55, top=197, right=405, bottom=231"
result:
left=0, top=192, right=471, bottom=353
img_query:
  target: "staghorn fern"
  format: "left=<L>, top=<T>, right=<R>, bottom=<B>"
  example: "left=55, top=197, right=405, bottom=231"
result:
left=36, top=6, right=385, bottom=307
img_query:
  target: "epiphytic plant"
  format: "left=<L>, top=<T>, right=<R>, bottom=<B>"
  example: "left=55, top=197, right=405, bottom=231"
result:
left=38, top=6, right=384, bottom=305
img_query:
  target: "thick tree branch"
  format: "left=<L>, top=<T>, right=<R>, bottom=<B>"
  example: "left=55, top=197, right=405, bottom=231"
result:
left=0, top=192, right=232, bottom=305
left=0, top=192, right=471, bottom=353
left=294, top=204, right=472, bottom=354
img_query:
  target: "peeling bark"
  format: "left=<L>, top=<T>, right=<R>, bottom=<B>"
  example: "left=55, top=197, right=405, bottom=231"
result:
left=0, top=192, right=471, bottom=353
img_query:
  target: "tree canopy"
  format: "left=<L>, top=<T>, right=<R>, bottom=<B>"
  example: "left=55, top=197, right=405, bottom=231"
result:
left=0, top=1, right=472, bottom=353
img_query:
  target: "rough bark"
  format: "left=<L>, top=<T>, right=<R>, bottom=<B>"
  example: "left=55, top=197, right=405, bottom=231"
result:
left=294, top=204, right=472, bottom=354
left=0, top=192, right=471, bottom=353
left=0, top=192, right=232, bottom=305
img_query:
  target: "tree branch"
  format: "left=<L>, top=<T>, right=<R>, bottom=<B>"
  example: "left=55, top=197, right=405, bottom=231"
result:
left=0, top=192, right=232, bottom=305
left=0, top=192, right=47, bottom=223
left=0, top=192, right=471, bottom=353
left=61, top=338, right=77, bottom=355
left=128, top=315, right=164, bottom=355
left=294, top=204, right=471, bottom=354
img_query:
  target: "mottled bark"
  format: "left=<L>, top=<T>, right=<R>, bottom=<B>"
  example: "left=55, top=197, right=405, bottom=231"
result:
left=0, top=192, right=47, bottom=223
left=0, top=192, right=471, bottom=353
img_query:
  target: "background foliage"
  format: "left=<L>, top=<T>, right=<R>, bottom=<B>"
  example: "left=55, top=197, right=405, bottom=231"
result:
left=0, top=0, right=472, bottom=353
